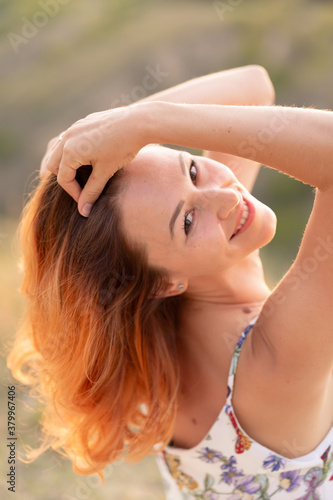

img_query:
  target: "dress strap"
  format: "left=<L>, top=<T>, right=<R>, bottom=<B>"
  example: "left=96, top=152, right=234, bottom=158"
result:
left=226, top=315, right=259, bottom=400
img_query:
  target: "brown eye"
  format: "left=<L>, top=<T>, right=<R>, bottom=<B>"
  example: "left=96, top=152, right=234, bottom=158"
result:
left=189, top=160, right=197, bottom=183
left=183, top=211, right=194, bottom=236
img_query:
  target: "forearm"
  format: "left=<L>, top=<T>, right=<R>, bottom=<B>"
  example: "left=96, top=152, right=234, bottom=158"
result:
left=137, top=65, right=275, bottom=107
left=137, top=101, right=333, bottom=190
left=138, top=65, right=274, bottom=191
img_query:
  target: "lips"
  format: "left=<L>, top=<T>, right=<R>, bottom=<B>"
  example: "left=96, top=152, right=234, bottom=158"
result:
left=230, top=196, right=255, bottom=240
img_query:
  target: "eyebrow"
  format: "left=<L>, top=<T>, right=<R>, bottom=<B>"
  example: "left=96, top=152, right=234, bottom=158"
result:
left=169, top=153, right=187, bottom=240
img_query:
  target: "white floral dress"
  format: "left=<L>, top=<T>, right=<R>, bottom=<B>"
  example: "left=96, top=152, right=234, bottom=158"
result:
left=156, top=316, right=333, bottom=499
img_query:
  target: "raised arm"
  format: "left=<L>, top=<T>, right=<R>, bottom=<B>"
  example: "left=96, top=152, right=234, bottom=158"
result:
left=140, top=101, right=333, bottom=190
left=46, top=101, right=333, bottom=216
left=138, top=64, right=274, bottom=107
left=137, top=65, right=275, bottom=192
left=41, top=66, right=274, bottom=192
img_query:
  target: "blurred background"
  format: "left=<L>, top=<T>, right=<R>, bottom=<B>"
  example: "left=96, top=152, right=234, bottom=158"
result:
left=1, top=0, right=333, bottom=498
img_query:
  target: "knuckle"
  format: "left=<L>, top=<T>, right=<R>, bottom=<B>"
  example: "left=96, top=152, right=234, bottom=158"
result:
left=63, top=128, right=75, bottom=141
left=48, top=164, right=58, bottom=174
left=62, top=140, right=74, bottom=155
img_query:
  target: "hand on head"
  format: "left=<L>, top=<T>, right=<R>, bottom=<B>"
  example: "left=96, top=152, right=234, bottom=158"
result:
left=40, top=105, right=145, bottom=217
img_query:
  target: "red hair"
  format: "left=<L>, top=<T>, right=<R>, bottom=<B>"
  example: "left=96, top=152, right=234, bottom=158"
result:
left=6, top=165, right=181, bottom=481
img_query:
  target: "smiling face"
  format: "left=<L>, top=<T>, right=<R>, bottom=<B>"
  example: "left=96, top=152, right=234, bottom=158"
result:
left=119, top=145, right=277, bottom=286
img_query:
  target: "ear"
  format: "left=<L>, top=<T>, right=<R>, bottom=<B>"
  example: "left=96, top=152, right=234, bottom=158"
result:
left=150, top=282, right=187, bottom=299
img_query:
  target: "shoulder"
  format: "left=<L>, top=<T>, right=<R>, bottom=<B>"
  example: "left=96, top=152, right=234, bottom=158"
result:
left=232, top=307, right=333, bottom=458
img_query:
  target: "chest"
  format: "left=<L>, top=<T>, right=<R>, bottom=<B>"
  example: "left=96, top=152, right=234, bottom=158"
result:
left=171, top=308, right=259, bottom=449
left=172, top=306, right=333, bottom=456
left=170, top=379, right=229, bottom=449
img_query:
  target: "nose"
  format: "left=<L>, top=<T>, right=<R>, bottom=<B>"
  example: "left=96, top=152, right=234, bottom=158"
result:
left=199, top=186, right=242, bottom=220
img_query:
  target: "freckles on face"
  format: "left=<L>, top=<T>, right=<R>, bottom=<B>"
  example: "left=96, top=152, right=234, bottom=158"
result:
left=118, top=146, right=237, bottom=276
left=119, top=147, right=186, bottom=265
left=182, top=220, right=235, bottom=275
left=118, top=145, right=277, bottom=278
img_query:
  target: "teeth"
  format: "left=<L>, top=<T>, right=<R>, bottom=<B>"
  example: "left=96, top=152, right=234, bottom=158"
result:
left=232, top=200, right=249, bottom=236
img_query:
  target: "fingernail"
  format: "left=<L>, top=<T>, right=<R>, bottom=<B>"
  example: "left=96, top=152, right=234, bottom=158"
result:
left=82, top=203, right=93, bottom=217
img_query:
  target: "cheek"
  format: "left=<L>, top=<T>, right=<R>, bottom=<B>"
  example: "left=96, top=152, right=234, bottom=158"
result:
left=191, top=225, right=229, bottom=263
left=196, top=216, right=227, bottom=247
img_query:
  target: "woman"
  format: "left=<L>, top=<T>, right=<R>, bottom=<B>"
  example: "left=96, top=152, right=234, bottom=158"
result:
left=8, top=66, right=333, bottom=499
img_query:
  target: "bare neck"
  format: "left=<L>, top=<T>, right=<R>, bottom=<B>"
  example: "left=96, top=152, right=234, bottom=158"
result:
left=176, top=251, right=271, bottom=386
left=181, top=250, right=272, bottom=307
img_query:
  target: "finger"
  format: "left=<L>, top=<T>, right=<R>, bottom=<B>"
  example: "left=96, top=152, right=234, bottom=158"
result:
left=40, top=150, right=52, bottom=178
left=48, top=136, right=60, bottom=150
left=45, top=138, right=65, bottom=175
left=77, top=164, right=111, bottom=217
left=57, top=144, right=83, bottom=203
left=40, top=136, right=63, bottom=177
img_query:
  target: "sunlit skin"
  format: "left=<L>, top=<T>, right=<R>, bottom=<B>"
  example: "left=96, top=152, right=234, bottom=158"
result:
left=120, top=145, right=277, bottom=306
left=120, top=144, right=278, bottom=448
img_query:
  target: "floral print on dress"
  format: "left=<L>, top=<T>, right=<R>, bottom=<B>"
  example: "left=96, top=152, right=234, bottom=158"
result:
left=229, top=327, right=250, bottom=376
left=220, top=466, right=244, bottom=485
left=197, top=448, right=223, bottom=464
left=263, top=454, right=287, bottom=472
left=228, top=475, right=261, bottom=499
left=162, top=450, right=198, bottom=490
left=296, top=468, right=323, bottom=500
left=225, top=405, right=252, bottom=454
left=161, top=446, right=333, bottom=499
left=280, top=471, right=303, bottom=492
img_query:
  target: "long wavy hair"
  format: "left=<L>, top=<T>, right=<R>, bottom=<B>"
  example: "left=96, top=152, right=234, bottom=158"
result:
left=6, top=164, right=182, bottom=480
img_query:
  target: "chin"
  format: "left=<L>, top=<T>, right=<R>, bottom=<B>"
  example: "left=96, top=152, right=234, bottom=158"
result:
left=259, top=206, right=277, bottom=248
